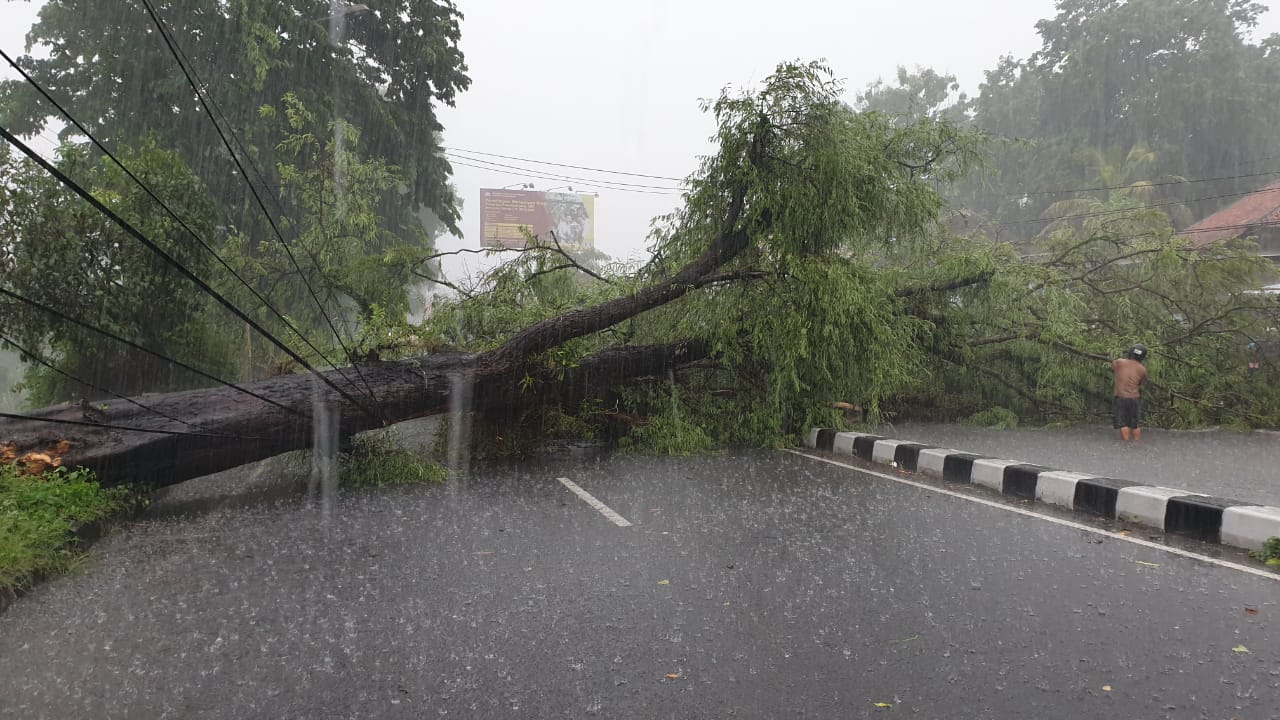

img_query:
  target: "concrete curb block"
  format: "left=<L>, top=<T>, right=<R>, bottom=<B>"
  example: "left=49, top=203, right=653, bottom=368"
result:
left=804, top=428, right=1280, bottom=553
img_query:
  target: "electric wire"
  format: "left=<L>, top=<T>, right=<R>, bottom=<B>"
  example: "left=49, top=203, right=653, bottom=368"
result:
left=442, top=146, right=688, bottom=182
left=138, top=0, right=382, bottom=416
left=0, top=47, right=374, bottom=410
left=445, top=151, right=686, bottom=191
left=0, top=331, right=251, bottom=437
left=0, top=410, right=275, bottom=439
left=0, top=286, right=305, bottom=420
left=996, top=183, right=1280, bottom=228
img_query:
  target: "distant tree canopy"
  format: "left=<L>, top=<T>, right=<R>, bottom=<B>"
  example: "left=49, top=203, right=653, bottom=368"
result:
left=863, top=0, right=1280, bottom=239
left=849, top=0, right=1280, bottom=429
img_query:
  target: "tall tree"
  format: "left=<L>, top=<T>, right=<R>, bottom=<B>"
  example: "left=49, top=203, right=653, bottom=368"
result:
left=955, top=0, right=1280, bottom=238
left=0, top=140, right=237, bottom=403
left=0, top=0, right=468, bottom=242
left=855, top=66, right=970, bottom=126
left=0, top=0, right=471, bottom=394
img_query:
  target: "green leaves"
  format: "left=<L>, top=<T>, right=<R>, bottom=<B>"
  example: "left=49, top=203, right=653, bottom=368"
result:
left=223, top=94, right=432, bottom=369
left=1, top=0, right=468, bottom=244
left=910, top=204, right=1280, bottom=428
left=0, top=463, right=128, bottom=592
left=0, top=139, right=234, bottom=402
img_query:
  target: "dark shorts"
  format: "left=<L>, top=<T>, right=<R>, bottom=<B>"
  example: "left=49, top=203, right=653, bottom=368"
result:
left=1113, top=397, right=1141, bottom=429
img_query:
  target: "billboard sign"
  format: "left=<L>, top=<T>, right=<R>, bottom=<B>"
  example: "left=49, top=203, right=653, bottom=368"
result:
left=479, top=189, right=595, bottom=249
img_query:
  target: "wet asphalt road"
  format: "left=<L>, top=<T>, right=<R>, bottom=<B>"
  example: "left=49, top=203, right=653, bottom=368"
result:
left=886, top=423, right=1280, bottom=507
left=1, top=450, right=1278, bottom=719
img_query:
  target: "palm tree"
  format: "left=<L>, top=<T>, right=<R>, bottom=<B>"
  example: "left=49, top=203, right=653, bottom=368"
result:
left=1038, top=142, right=1192, bottom=237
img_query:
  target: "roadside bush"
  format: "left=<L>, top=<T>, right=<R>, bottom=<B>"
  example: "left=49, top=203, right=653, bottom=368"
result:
left=1249, top=536, right=1280, bottom=567
left=339, top=429, right=448, bottom=488
left=0, top=464, right=128, bottom=592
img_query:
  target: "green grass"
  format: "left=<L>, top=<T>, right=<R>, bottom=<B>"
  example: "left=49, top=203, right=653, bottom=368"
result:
left=0, top=463, right=129, bottom=593
left=340, top=429, right=449, bottom=488
left=1249, top=536, right=1280, bottom=567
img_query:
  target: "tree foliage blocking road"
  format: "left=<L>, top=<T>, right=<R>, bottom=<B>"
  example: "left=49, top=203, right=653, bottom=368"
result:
left=5, top=55, right=1280, bottom=489
left=2, top=61, right=983, bottom=485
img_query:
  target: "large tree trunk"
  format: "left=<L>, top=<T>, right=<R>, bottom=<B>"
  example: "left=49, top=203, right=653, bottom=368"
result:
left=0, top=341, right=710, bottom=487
left=1, top=145, right=753, bottom=488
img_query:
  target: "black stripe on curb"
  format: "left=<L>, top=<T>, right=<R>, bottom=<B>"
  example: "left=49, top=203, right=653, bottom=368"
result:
left=892, top=443, right=933, bottom=472
left=942, top=453, right=983, bottom=484
left=1002, top=464, right=1051, bottom=500
left=852, top=435, right=885, bottom=461
left=816, top=428, right=837, bottom=452
left=1165, top=496, right=1259, bottom=544
left=1073, top=477, right=1139, bottom=518
left=801, top=426, right=1280, bottom=555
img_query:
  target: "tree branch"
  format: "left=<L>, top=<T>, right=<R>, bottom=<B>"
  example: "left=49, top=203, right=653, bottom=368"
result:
left=895, top=270, right=994, bottom=297
left=967, top=333, right=1022, bottom=347
left=691, top=269, right=777, bottom=289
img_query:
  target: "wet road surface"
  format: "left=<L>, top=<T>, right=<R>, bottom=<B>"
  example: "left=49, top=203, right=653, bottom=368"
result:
left=886, top=422, right=1280, bottom=507
left=1, top=451, right=1277, bottom=718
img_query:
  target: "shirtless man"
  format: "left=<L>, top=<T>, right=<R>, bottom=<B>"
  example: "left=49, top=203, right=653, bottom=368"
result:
left=1112, top=343, right=1149, bottom=442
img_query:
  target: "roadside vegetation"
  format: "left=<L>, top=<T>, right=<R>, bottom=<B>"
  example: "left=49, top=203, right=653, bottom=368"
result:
left=1250, top=537, right=1280, bottom=567
left=339, top=430, right=449, bottom=488
left=0, top=462, right=129, bottom=596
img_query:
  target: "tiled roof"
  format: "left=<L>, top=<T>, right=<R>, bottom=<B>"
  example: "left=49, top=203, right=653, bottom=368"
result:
left=1180, top=179, right=1280, bottom=247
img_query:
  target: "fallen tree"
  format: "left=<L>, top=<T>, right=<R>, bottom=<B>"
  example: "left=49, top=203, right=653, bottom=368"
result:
left=1, top=61, right=981, bottom=485
left=0, top=340, right=711, bottom=487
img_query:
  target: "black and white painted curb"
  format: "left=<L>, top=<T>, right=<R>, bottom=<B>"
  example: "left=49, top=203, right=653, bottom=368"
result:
left=805, top=428, right=1280, bottom=553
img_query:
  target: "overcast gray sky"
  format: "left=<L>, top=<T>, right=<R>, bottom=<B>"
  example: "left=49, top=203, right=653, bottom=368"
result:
left=5, top=0, right=1280, bottom=282
left=434, top=0, right=1280, bottom=277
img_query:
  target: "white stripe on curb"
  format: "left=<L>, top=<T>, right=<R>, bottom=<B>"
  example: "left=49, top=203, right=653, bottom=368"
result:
left=1116, top=486, right=1203, bottom=527
left=1222, top=505, right=1280, bottom=550
left=971, top=459, right=1021, bottom=492
left=558, top=477, right=633, bottom=528
left=916, top=448, right=959, bottom=479
left=833, top=431, right=865, bottom=456
left=788, top=449, right=1280, bottom=582
left=871, top=439, right=908, bottom=465
left=804, top=428, right=821, bottom=449
left=1035, top=471, right=1096, bottom=511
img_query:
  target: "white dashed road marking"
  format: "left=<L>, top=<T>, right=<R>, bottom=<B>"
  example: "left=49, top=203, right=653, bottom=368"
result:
left=558, top=477, right=633, bottom=527
left=787, top=449, right=1280, bottom=582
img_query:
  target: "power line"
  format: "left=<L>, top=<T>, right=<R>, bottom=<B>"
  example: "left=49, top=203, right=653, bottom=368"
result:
left=997, top=183, right=1280, bottom=228
left=456, top=140, right=1280, bottom=208
left=138, top=0, right=382, bottom=417
left=0, top=410, right=273, bottom=439
left=121, top=25, right=378, bottom=409
left=0, top=331, right=243, bottom=437
left=0, top=47, right=372, bottom=411
left=1176, top=216, right=1280, bottom=237
left=0, top=285, right=306, bottom=419
left=447, top=158, right=685, bottom=196
left=0, top=123, right=380, bottom=421
left=446, top=151, right=685, bottom=191
left=1012, top=168, right=1280, bottom=198
left=443, top=146, right=688, bottom=183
